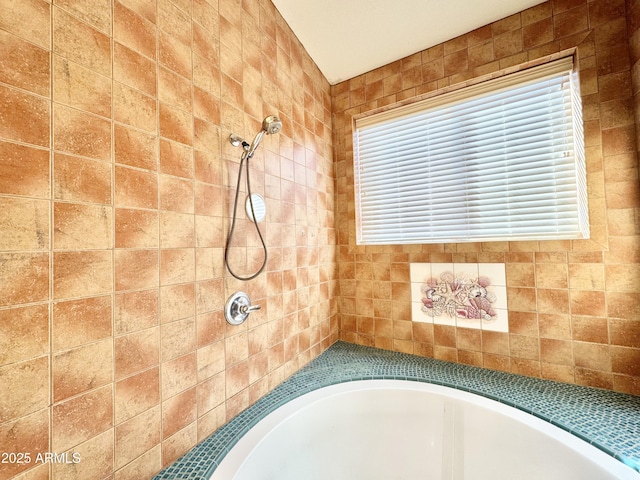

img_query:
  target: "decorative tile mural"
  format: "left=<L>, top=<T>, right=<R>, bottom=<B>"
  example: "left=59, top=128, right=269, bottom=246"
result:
left=410, top=263, right=508, bottom=332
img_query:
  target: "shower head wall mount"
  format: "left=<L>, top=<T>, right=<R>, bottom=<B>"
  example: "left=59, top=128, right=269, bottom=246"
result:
left=229, top=133, right=249, bottom=151
left=228, top=115, right=282, bottom=158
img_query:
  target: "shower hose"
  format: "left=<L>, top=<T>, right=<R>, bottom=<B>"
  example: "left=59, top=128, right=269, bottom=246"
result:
left=224, top=150, right=268, bottom=281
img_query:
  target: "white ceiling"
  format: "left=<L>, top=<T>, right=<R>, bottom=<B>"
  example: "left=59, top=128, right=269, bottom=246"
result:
left=272, top=0, right=547, bottom=85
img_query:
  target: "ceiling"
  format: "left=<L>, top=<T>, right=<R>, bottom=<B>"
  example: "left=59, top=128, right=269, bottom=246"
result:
left=271, top=0, right=547, bottom=85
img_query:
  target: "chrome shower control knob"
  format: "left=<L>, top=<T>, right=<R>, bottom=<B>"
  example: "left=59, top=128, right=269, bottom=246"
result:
left=225, top=291, right=260, bottom=325
left=239, top=304, right=261, bottom=314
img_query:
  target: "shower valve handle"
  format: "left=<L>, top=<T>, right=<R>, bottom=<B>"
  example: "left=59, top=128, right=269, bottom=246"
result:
left=225, top=291, right=261, bottom=325
left=240, top=304, right=261, bottom=314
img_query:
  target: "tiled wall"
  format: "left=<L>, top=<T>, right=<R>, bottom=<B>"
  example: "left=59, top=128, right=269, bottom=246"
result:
left=1, top=0, right=639, bottom=478
left=0, top=0, right=337, bottom=478
left=630, top=0, right=640, bottom=145
left=333, top=0, right=640, bottom=395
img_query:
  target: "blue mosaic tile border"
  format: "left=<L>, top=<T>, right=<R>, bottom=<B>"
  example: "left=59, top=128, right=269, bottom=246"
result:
left=153, top=341, right=640, bottom=479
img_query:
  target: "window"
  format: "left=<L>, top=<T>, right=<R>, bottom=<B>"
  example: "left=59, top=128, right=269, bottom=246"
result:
left=353, top=56, right=588, bottom=245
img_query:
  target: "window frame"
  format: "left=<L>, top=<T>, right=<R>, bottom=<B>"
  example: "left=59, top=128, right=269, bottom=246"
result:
left=352, top=54, right=588, bottom=246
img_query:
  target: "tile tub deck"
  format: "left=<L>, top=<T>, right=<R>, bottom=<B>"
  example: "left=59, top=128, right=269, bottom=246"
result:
left=153, top=341, right=640, bottom=479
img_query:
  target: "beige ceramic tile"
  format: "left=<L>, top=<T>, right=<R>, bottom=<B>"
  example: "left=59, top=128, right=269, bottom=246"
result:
left=568, top=263, right=605, bottom=289
left=160, top=138, right=193, bottom=178
left=114, top=289, right=159, bottom=335
left=53, top=202, right=112, bottom=250
left=159, top=211, right=195, bottom=248
left=0, top=84, right=50, bottom=147
left=569, top=290, right=606, bottom=316
left=52, top=339, right=112, bottom=402
left=115, top=208, right=159, bottom=248
left=114, top=41, right=157, bottom=96
left=194, top=279, right=224, bottom=316
left=196, top=340, right=225, bottom=382
left=0, top=197, right=49, bottom=251
left=0, top=305, right=48, bottom=366
left=113, top=81, right=157, bottom=132
left=115, top=165, right=158, bottom=209
left=609, top=318, right=640, bottom=348
left=536, top=288, right=570, bottom=315
left=0, top=141, right=50, bottom=197
left=114, top=124, right=158, bottom=171
left=160, top=176, right=194, bottom=214
left=0, top=252, right=49, bottom=307
left=53, top=296, right=112, bottom=351
left=53, top=8, right=111, bottom=76
left=0, top=409, right=49, bottom=478
left=611, top=346, right=640, bottom=377
left=161, top=317, right=196, bottom=361
left=573, top=341, right=611, bottom=371
left=161, top=422, right=197, bottom=468
left=55, top=0, right=112, bottom=34
left=54, top=153, right=112, bottom=204
left=0, top=29, right=50, bottom=96
left=225, top=331, right=248, bottom=367
left=53, top=104, right=111, bottom=161
left=115, top=367, right=160, bottom=425
left=0, top=356, right=49, bottom=423
left=159, top=66, right=192, bottom=111
left=540, top=338, right=573, bottom=366
left=538, top=313, right=571, bottom=340
left=161, top=387, right=197, bottom=439
left=608, top=291, right=640, bottom=320
left=53, top=250, right=112, bottom=299
left=509, top=334, right=539, bottom=360
left=0, top=0, right=51, bottom=49
left=113, top=1, right=157, bottom=60
left=114, top=406, right=161, bottom=469
left=113, top=444, right=162, bottom=480
left=52, top=429, right=115, bottom=480
left=53, top=56, right=112, bottom=118
left=160, top=283, right=196, bottom=323
left=115, top=249, right=159, bottom=291
left=159, top=102, right=193, bottom=145
left=114, top=327, right=159, bottom=379
left=535, top=263, right=568, bottom=289
left=51, top=385, right=113, bottom=451
left=605, top=263, right=640, bottom=291
left=161, top=352, right=197, bottom=398
left=225, top=360, right=249, bottom=399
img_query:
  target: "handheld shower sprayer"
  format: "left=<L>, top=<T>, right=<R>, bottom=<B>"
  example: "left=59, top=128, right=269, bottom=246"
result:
left=225, top=115, right=283, bottom=281
left=229, top=115, right=283, bottom=159
left=261, top=115, right=283, bottom=135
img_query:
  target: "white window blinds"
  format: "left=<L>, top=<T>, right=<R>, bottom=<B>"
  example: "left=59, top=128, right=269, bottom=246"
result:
left=354, top=57, right=588, bottom=245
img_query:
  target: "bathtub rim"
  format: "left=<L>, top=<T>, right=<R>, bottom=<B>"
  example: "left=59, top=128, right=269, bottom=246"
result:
left=211, top=378, right=640, bottom=480
left=153, top=342, right=640, bottom=480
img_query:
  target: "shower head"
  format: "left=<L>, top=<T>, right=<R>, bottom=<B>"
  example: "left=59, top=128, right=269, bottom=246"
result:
left=246, top=115, right=282, bottom=158
left=262, top=115, right=282, bottom=135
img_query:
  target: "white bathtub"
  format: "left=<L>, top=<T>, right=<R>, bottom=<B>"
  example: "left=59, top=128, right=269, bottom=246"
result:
left=211, top=380, right=640, bottom=480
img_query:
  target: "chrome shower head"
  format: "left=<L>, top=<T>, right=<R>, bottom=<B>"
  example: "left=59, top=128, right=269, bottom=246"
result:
left=262, top=115, right=282, bottom=135
left=247, top=115, right=282, bottom=158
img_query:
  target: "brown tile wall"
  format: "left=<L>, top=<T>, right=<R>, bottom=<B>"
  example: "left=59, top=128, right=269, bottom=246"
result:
left=630, top=0, right=640, bottom=146
left=0, top=0, right=337, bottom=478
left=332, top=0, right=640, bottom=395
